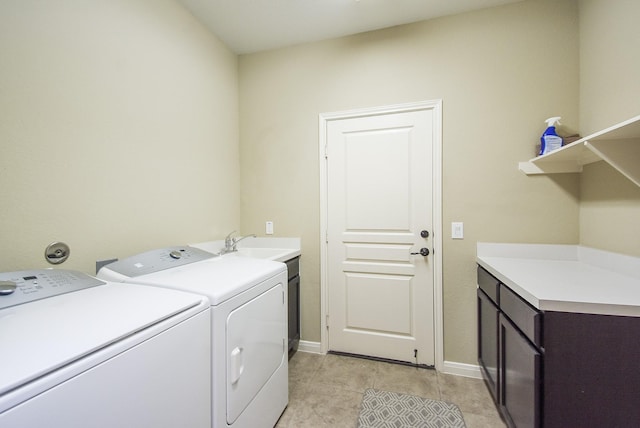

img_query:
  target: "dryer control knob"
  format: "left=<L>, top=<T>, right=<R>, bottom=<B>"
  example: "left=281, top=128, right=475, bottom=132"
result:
left=0, top=281, right=17, bottom=296
left=169, top=250, right=182, bottom=260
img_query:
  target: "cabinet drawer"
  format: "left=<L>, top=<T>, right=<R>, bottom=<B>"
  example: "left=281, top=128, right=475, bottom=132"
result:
left=500, top=284, right=542, bottom=347
left=477, top=266, right=499, bottom=304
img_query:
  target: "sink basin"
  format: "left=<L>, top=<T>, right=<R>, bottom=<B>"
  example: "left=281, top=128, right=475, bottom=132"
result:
left=189, top=237, right=301, bottom=263
left=234, top=247, right=290, bottom=261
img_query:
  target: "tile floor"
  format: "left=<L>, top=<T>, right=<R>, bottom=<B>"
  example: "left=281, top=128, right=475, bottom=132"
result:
left=275, top=351, right=506, bottom=428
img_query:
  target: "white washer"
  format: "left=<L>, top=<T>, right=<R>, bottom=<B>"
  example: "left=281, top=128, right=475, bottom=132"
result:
left=98, top=246, right=288, bottom=428
left=0, top=269, right=211, bottom=428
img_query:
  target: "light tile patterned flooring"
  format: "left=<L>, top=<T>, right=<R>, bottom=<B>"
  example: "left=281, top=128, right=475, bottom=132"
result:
left=276, top=351, right=506, bottom=428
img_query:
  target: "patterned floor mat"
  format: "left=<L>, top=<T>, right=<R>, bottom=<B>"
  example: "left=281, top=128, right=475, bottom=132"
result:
left=357, top=389, right=467, bottom=428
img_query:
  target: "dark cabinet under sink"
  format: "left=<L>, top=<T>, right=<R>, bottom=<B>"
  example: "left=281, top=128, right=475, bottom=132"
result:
left=285, top=256, right=300, bottom=357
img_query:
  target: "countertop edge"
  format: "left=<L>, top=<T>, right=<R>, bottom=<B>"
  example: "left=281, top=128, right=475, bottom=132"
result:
left=477, top=243, right=640, bottom=317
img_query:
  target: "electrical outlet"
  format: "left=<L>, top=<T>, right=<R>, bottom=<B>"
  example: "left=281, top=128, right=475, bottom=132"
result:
left=451, top=222, right=464, bottom=239
left=266, top=221, right=274, bottom=235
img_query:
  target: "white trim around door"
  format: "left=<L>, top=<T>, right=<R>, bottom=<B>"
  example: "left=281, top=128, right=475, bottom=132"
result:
left=319, top=99, right=444, bottom=371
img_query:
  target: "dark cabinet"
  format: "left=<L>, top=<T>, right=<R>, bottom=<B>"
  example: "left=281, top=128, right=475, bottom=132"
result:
left=285, top=257, right=300, bottom=357
left=478, top=265, right=640, bottom=428
left=477, top=287, right=499, bottom=402
left=478, top=266, right=542, bottom=428
left=499, top=314, right=541, bottom=428
left=542, top=311, right=640, bottom=427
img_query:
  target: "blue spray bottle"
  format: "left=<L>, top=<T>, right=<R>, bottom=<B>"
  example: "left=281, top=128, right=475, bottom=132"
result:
left=539, top=117, right=563, bottom=156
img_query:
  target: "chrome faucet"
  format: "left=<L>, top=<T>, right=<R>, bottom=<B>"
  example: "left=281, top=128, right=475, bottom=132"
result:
left=231, top=233, right=257, bottom=251
left=223, top=230, right=236, bottom=254
left=221, top=231, right=256, bottom=254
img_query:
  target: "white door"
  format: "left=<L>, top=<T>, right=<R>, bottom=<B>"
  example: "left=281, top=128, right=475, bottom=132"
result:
left=324, top=105, right=437, bottom=366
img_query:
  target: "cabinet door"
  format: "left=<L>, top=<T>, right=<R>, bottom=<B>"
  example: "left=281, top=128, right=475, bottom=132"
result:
left=288, top=274, right=300, bottom=353
left=499, top=314, right=541, bottom=428
left=477, top=289, right=499, bottom=402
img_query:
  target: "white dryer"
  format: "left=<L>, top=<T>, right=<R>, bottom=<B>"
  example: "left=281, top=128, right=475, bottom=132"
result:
left=0, top=269, right=211, bottom=428
left=98, top=246, right=288, bottom=428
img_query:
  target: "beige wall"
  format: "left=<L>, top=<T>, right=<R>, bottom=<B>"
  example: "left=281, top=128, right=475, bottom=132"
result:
left=5, top=0, right=632, bottom=369
left=0, top=0, right=240, bottom=272
left=239, top=1, right=580, bottom=364
left=579, top=0, right=640, bottom=133
left=580, top=162, right=640, bottom=256
left=578, top=0, right=640, bottom=257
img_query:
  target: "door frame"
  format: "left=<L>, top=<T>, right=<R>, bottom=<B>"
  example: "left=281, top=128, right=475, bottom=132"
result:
left=319, top=99, right=444, bottom=370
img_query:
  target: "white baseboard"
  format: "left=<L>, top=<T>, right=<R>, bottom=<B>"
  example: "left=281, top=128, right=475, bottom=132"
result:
left=441, top=360, right=482, bottom=379
left=297, top=340, right=323, bottom=354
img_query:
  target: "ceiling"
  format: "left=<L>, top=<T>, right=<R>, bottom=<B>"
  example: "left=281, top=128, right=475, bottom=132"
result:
left=176, top=0, right=524, bottom=54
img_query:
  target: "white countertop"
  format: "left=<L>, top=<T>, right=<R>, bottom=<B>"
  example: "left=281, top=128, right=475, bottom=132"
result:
left=477, top=243, right=640, bottom=317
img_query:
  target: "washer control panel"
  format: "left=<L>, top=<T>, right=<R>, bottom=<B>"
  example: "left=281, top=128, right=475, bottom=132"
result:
left=0, top=270, right=105, bottom=310
left=100, top=246, right=215, bottom=278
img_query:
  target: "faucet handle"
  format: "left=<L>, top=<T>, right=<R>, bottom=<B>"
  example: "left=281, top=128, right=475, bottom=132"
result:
left=225, top=230, right=236, bottom=242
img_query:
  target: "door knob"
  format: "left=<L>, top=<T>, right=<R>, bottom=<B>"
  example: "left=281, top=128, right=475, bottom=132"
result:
left=411, top=248, right=430, bottom=257
left=420, top=230, right=429, bottom=238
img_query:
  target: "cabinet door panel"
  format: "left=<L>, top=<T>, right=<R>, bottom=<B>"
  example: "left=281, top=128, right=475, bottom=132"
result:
left=288, top=274, right=300, bottom=352
left=477, top=289, right=499, bottom=402
left=500, top=314, right=541, bottom=428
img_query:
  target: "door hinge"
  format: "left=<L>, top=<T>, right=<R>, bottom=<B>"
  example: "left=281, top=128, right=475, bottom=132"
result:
left=325, top=230, right=328, bottom=243
left=324, top=144, right=328, bottom=159
left=326, top=314, right=329, bottom=329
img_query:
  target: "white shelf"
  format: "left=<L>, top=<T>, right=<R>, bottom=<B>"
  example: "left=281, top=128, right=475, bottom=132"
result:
left=519, top=115, right=640, bottom=187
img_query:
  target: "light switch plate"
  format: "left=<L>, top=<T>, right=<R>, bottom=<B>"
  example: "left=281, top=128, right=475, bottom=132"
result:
left=266, top=221, right=274, bottom=235
left=451, top=222, right=464, bottom=239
